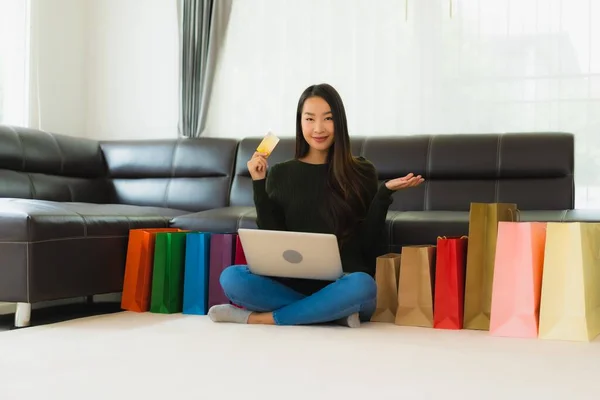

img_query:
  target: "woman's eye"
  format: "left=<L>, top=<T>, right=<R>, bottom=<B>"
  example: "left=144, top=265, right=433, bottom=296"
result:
left=325, top=117, right=333, bottom=121
left=306, top=118, right=314, bottom=122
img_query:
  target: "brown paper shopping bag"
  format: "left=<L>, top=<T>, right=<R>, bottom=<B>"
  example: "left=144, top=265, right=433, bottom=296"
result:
left=395, top=246, right=436, bottom=328
left=463, top=202, right=517, bottom=330
left=539, top=223, right=600, bottom=342
left=371, top=254, right=402, bottom=323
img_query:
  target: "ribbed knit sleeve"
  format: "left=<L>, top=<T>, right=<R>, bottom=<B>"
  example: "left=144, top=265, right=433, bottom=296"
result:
left=253, top=164, right=287, bottom=231
left=359, top=161, right=394, bottom=262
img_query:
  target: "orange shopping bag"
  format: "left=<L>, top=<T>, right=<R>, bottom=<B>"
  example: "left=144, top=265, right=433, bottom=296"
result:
left=489, top=222, right=547, bottom=338
left=121, top=228, right=181, bottom=312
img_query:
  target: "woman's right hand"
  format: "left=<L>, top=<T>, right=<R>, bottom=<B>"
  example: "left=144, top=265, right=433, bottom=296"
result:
left=247, top=152, right=268, bottom=181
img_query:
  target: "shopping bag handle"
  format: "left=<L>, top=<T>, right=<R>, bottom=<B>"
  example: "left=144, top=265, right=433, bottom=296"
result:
left=508, top=208, right=521, bottom=222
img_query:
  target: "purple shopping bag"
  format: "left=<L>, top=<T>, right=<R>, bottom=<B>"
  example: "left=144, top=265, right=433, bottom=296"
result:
left=208, top=233, right=236, bottom=308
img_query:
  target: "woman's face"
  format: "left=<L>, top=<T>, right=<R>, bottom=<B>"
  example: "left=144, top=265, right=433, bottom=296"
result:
left=300, top=96, right=335, bottom=153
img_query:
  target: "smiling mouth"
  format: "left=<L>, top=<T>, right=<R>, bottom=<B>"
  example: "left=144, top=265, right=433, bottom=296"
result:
left=312, top=136, right=328, bottom=142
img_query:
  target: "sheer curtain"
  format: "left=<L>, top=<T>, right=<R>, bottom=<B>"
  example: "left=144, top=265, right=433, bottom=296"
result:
left=0, top=0, right=28, bottom=317
left=204, top=0, right=600, bottom=208
left=0, top=0, right=28, bottom=126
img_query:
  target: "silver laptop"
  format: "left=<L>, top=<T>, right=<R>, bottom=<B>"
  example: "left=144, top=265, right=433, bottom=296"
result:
left=237, top=228, right=344, bottom=281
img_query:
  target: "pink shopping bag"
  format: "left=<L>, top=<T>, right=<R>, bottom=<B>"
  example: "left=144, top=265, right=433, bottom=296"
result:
left=489, top=222, right=547, bottom=338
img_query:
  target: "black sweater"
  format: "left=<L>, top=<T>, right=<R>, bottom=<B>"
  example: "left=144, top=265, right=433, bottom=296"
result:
left=252, top=157, right=394, bottom=295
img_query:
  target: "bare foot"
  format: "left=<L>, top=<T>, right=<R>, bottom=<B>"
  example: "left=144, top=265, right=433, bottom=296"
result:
left=247, top=312, right=276, bottom=325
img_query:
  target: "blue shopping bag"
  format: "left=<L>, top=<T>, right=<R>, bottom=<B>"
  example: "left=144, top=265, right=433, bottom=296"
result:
left=183, top=232, right=211, bottom=315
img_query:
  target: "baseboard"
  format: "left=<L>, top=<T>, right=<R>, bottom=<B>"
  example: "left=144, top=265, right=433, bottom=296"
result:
left=94, top=293, right=122, bottom=303
left=0, top=302, right=16, bottom=315
left=0, top=293, right=122, bottom=316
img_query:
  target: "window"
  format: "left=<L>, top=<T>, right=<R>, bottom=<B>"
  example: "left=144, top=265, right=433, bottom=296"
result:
left=0, top=0, right=29, bottom=126
left=436, top=0, right=600, bottom=208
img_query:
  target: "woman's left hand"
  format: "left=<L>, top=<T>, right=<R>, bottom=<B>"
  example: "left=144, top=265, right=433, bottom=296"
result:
left=385, top=173, right=425, bottom=191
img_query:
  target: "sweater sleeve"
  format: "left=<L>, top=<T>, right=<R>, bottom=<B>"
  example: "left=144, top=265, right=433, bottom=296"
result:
left=253, top=164, right=287, bottom=231
left=360, top=162, right=394, bottom=261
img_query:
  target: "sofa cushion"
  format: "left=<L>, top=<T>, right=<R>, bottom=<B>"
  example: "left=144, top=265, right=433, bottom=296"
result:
left=562, top=209, right=600, bottom=222
left=101, top=138, right=238, bottom=212
left=172, top=206, right=584, bottom=255
left=171, top=206, right=393, bottom=257
left=170, top=206, right=257, bottom=233
left=387, top=211, right=470, bottom=251
left=228, top=133, right=573, bottom=212
left=0, top=125, right=110, bottom=202
left=0, top=199, right=186, bottom=242
left=0, top=199, right=187, bottom=303
left=362, top=133, right=574, bottom=211
left=0, top=126, right=105, bottom=178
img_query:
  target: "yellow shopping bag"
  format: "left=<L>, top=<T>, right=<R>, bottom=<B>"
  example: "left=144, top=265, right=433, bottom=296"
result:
left=538, top=222, right=600, bottom=342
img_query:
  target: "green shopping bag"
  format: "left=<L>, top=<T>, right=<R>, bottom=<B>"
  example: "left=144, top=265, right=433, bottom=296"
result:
left=150, top=231, right=188, bottom=314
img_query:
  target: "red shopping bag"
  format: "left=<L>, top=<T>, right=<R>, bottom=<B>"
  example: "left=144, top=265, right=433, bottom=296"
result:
left=234, top=234, right=247, bottom=264
left=230, top=234, right=246, bottom=308
left=434, top=236, right=468, bottom=330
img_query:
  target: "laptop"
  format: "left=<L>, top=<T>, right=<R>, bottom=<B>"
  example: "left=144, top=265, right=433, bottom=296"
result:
left=237, top=228, right=344, bottom=281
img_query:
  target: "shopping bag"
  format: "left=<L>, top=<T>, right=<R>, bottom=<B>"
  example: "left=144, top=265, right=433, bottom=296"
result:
left=208, top=233, right=236, bottom=308
left=489, top=222, right=547, bottom=338
left=183, top=232, right=211, bottom=315
left=371, top=253, right=402, bottom=323
left=395, top=245, right=436, bottom=328
left=463, top=202, right=518, bottom=330
left=539, top=222, right=600, bottom=342
left=234, top=234, right=247, bottom=265
left=121, top=228, right=180, bottom=312
left=150, top=231, right=189, bottom=314
left=434, top=236, right=468, bottom=330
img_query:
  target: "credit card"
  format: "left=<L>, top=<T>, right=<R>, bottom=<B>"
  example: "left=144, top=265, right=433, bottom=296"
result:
left=256, top=131, right=280, bottom=157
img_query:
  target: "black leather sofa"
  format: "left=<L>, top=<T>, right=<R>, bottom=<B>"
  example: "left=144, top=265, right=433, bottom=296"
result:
left=1, top=125, right=597, bottom=327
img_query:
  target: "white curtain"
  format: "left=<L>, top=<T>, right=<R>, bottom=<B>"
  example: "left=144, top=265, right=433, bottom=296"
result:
left=204, top=0, right=600, bottom=208
left=0, top=0, right=28, bottom=127
left=178, top=0, right=232, bottom=138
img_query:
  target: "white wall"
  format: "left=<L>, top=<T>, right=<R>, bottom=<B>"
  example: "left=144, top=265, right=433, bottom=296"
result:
left=28, top=0, right=89, bottom=137
left=29, top=0, right=178, bottom=140
left=205, top=0, right=600, bottom=208
left=86, top=0, right=179, bottom=140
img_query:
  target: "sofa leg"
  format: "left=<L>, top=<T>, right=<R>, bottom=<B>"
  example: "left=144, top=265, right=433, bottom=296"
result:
left=15, top=302, right=32, bottom=328
left=86, top=295, right=94, bottom=305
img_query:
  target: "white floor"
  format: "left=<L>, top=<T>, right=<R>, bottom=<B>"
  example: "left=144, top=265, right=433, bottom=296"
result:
left=0, top=312, right=598, bottom=400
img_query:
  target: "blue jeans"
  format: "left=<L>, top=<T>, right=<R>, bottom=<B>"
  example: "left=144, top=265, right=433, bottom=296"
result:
left=219, top=266, right=377, bottom=326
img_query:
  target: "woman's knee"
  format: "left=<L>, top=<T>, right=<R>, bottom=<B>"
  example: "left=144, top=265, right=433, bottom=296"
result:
left=342, top=272, right=377, bottom=302
left=219, top=265, right=249, bottom=296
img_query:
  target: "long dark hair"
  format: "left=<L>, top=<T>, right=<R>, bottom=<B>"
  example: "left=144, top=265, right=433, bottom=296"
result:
left=295, top=83, right=372, bottom=242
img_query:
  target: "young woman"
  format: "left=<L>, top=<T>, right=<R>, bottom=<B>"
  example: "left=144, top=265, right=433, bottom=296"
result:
left=208, top=83, right=424, bottom=328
